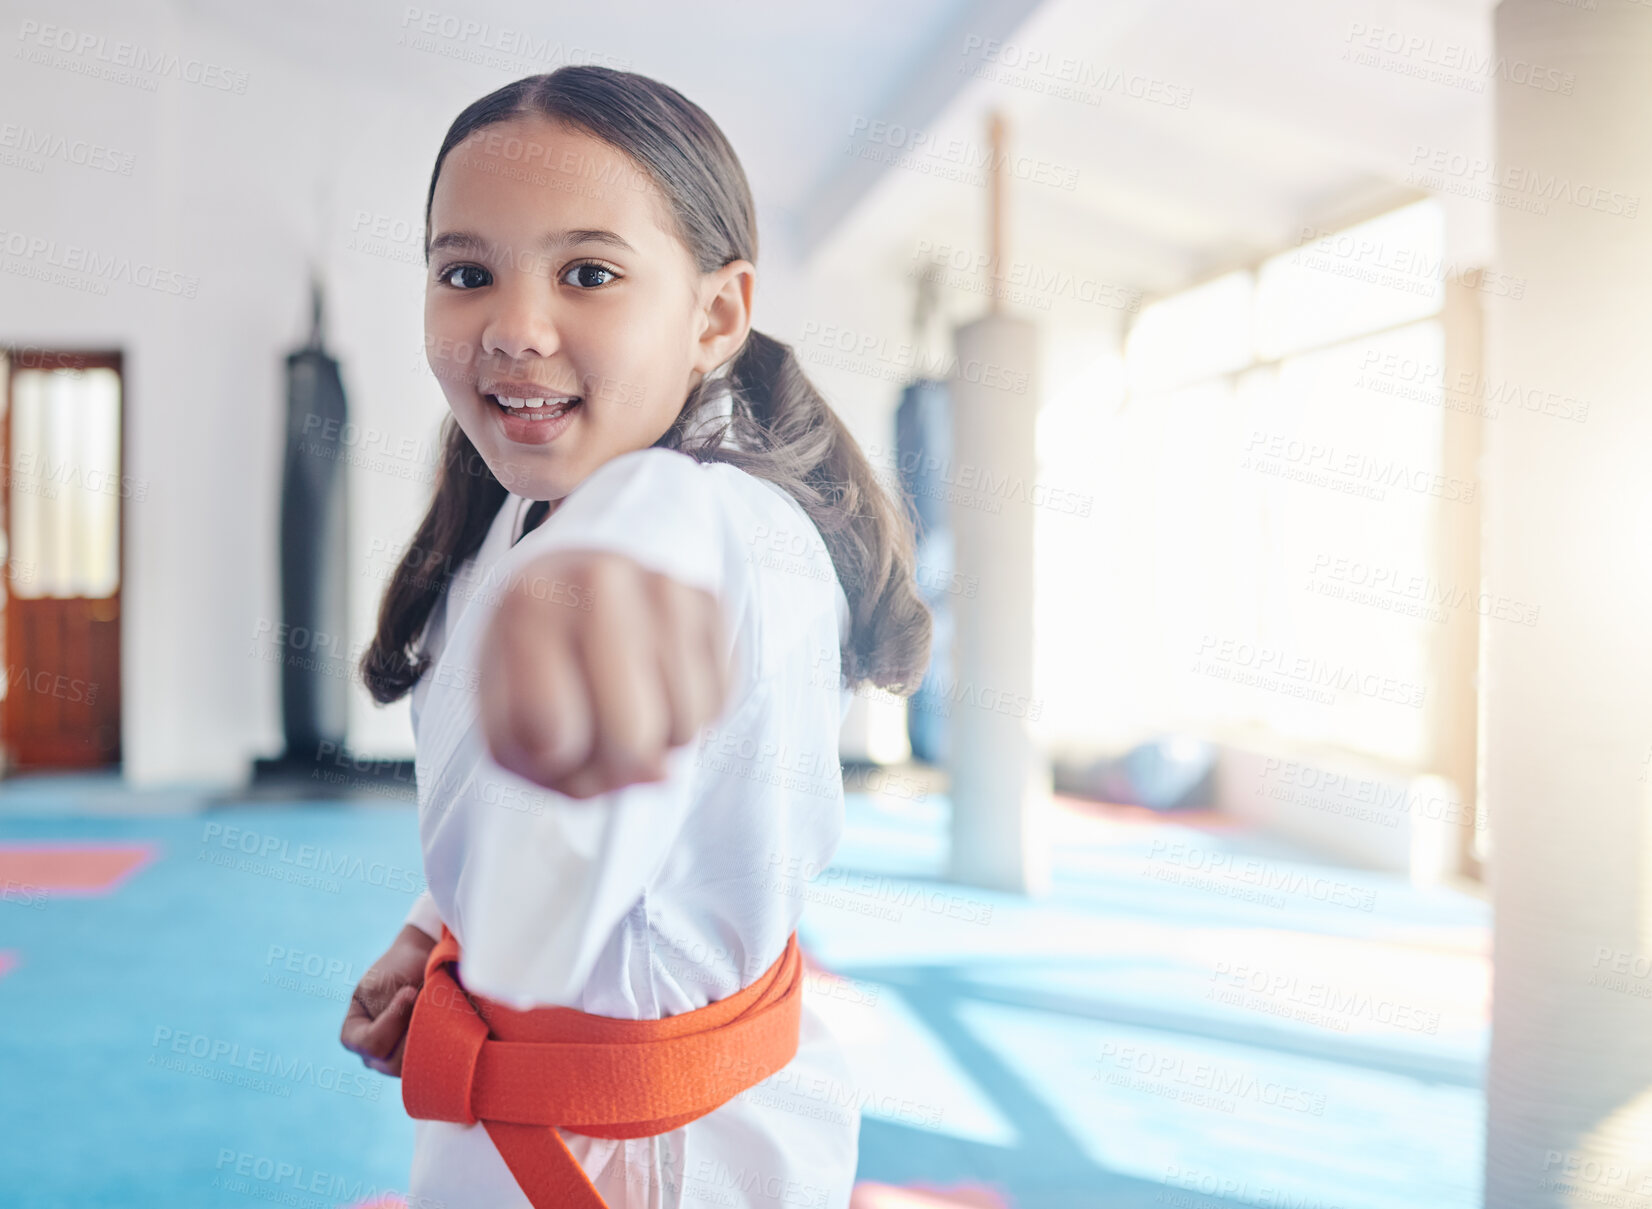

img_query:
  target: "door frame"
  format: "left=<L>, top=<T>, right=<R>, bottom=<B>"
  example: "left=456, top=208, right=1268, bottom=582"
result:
left=1, top=346, right=126, bottom=772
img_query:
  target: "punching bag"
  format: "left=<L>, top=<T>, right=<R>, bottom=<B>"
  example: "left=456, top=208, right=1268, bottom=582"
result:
left=276, top=283, right=349, bottom=762
left=895, top=376, right=953, bottom=765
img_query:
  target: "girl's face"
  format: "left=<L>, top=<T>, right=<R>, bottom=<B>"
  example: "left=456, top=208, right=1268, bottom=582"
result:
left=424, top=114, right=752, bottom=504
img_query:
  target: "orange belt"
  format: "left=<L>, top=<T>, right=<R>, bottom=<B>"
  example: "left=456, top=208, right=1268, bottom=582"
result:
left=402, top=924, right=805, bottom=1208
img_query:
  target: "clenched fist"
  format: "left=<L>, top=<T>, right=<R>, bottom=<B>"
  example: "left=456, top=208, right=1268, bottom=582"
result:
left=478, top=548, right=735, bottom=799
left=339, top=923, right=437, bottom=1078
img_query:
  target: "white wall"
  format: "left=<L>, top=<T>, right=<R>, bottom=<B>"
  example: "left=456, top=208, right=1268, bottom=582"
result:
left=0, top=2, right=528, bottom=781
left=2, top=0, right=342, bottom=783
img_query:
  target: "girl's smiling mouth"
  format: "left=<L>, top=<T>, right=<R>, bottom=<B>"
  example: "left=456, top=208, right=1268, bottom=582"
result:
left=480, top=378, right=583, bottom=444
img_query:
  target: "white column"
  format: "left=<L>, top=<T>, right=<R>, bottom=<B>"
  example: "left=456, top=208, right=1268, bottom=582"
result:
left=1484, top=2, right=1652, bottom=1204
left=1413, top=279, right=1486, bottom=885
left=945, top=313, right=1051, bottom=895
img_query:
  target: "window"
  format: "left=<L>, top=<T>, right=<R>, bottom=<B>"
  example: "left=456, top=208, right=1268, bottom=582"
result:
left=1037, top=200, right=1455, bottom=770
left=9, top=364, right=123, bottom=599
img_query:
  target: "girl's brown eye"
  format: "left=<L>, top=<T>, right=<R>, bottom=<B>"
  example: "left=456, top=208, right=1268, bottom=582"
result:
left=562, top=262, right=616, bottom=289
left=441, top=264, right=491, bottom=289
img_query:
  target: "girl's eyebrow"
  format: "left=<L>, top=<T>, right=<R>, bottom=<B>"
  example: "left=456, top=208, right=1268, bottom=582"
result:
left=427, top=228, right=637, bottom=256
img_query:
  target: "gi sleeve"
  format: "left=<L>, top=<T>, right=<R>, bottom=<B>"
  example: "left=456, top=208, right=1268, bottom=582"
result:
left=448, top=447, right=748, bottom=1009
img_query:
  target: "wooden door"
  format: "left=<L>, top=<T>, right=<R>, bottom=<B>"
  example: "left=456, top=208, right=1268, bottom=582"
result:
left=1, top=349, right=124, bottom=770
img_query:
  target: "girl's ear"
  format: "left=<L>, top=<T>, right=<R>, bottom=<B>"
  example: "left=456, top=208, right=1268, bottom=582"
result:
left=692, top=259, right=756, bottom=374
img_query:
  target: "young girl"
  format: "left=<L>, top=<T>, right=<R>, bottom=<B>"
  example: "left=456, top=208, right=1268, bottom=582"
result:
left=338, top=66, right=931, bottom=1209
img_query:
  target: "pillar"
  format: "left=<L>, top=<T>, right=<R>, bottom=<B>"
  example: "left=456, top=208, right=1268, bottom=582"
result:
left=1484, top=2, right=1652, bottom=1203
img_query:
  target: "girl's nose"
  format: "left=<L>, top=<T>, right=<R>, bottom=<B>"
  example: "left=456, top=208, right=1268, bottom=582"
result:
left=481, top=286, right=561, bottom=362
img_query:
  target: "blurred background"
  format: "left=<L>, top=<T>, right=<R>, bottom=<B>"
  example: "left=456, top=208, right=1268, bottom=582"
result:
left=1, top=0, right=1647, bottom=1205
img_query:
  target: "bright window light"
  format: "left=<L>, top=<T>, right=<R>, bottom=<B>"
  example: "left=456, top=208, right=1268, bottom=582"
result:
left=1039, top=200, right=1454, bottom=768
left=1256, top=199, right=1445, bottom=360
left=9, top=367, right=123, bottom=600
left=1125, top=270, right=1254, bottom=395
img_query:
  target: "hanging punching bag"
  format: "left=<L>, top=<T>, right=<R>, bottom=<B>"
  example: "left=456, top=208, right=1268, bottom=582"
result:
left=895, top=376, right=954, bottom=766
left=276, top=282, right=349, bottom=763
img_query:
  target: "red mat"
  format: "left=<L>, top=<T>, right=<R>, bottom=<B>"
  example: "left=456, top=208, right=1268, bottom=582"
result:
left=0, top=843, right=158, bottom=895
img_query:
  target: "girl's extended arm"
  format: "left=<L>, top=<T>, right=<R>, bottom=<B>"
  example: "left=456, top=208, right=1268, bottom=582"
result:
left=441, top=447, right=752, bottom=1009
left=477, top=546, right=733, bottom=799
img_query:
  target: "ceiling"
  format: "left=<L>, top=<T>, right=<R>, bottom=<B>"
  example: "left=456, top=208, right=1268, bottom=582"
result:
left=180, top=0, right=1498, bottom=324
left=805, top=0, right=1499, bottom=326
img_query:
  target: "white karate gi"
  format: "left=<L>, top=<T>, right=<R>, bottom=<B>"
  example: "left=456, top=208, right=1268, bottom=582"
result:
left=398, top=439, right=861, bottom=1209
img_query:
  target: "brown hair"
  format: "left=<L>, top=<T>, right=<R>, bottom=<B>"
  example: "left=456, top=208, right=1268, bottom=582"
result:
left=361, top=66, right=931, bottom=705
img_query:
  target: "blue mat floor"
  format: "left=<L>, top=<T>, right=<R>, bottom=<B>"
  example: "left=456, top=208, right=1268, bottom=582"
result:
left=0, top=774, right=1487, bottom=1208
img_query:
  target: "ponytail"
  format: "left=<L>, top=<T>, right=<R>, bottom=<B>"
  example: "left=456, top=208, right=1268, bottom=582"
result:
left=662, top=329, right=932, bottom=693
left=360, top=418, right=506, bottom=704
